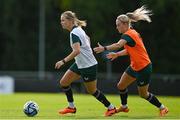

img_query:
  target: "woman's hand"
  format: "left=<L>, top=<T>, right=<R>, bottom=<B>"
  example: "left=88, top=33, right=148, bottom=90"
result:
left=55, top=60, right=64, bottom=69
left=106, top=52, right=118, bottom=61
left=93, top=42, right=105, bottom=53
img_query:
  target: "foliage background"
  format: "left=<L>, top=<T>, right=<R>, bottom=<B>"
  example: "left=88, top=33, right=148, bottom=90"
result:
left=0, top=0, right=180, bottom=73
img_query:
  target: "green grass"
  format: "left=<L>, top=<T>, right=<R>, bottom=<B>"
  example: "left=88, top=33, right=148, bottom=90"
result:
left=0, top=93, right=180, bottom=119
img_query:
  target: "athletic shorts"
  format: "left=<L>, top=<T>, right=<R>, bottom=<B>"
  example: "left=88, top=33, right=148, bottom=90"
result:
left=69, top=63, right=97, bottom=82
left=125, top=63, right=152, bottom=86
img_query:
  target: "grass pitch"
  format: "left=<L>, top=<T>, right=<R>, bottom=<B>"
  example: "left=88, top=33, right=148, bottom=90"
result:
left=0, top=93, right=180, bottom=119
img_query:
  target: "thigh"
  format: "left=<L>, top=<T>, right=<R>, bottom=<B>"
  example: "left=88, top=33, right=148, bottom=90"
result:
left=60, top=69, right=81, bottom=86
left=118, top=72, right=136, bottom=90
left=84, top=80, right=97, bottom=94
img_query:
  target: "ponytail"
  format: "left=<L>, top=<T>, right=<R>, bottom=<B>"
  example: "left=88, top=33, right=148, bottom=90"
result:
left=117, top=5, right=152, bottom=26
left=126, top=5, right=152, bottom=23
left=75, top=18, right=87, bottom=27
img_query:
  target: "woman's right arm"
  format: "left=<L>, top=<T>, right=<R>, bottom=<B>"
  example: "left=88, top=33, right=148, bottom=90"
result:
left=55, top=43, right=80, bottom=69
left=93, top=39, right=127, bottom=53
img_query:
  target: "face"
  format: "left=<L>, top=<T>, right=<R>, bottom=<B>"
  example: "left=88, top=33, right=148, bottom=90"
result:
left=60, top=15, right=72, bottom=31
left=116, top=19, right=128, bottom=33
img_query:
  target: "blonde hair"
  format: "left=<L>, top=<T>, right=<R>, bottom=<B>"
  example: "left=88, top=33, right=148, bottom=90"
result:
left=117, top=5, right=152, bottom=25
left=61, top=11, right=87, bottom=27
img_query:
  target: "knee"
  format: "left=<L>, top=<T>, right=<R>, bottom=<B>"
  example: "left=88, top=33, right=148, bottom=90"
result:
left=117, top=83, right=126, bottom=90
left=60, top=79, right=68, bottom=87
left=139, top=92, right=149, bottom=99
left=59, top=80, right=64, bottom=86
left=87, top=89, right=96, bottom=95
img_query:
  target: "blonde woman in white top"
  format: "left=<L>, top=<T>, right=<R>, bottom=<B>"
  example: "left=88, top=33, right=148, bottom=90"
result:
left=55, top=11, right=116, bottom=116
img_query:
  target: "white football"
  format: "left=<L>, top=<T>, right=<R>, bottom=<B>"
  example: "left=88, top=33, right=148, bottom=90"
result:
left=23, top=101, right=39, bottom=117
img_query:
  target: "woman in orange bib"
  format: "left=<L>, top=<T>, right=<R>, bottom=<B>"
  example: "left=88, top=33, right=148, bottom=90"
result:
left=94, top=6, right=168, bottom=117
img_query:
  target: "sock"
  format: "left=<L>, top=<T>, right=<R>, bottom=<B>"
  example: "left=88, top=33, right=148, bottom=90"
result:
left=92, top=90, right=111, bottom=108
left=61, top=86, right=74, bottom=103
left=146, top=93, right=162, bottom=108
left=107, top=104, right=114, bottom=110
left=119, top=89, right=128, bottom=106
left=68, top=102, right=75, bottom=108
left=121, top=104, right=128, bottom=108
left=159, top=104, right=165, bottom=110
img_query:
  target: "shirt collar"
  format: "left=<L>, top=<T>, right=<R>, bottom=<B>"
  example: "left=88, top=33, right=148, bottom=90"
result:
left=71, top=26, right=78, bottom=31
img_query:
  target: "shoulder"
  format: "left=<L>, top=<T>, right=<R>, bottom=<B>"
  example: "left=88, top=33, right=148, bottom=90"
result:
left=71, top=27, right=83, bottom=35
left=121, top=34, right=136, bottom=47
left=121, top=34, right=133, bottom=43
left=70, top=32, right=82, bottom=45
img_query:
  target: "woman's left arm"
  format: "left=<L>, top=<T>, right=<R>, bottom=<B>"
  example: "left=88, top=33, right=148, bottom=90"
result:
left=106, top=49, right=128, bottom=61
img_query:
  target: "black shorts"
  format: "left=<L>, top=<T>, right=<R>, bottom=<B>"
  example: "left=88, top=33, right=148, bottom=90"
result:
left=69, top=63, right=97, bottom=82
left=125, top=63, right=152, bottom=86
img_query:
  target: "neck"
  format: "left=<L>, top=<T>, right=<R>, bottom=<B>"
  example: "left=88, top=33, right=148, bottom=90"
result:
left=67, top=24, right=75, bottom=31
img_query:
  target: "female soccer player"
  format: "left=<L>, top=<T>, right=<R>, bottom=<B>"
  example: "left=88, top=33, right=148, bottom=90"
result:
left=93, top=6, right=168, bottom=117
left=55, top=11, right=116, bottom=116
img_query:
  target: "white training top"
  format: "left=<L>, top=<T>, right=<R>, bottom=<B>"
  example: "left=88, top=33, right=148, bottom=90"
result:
left=70, top=26, right=97, bottom=69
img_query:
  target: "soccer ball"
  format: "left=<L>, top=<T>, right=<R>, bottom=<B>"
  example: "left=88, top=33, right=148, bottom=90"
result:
left=23, top=101, right=39, bottom=117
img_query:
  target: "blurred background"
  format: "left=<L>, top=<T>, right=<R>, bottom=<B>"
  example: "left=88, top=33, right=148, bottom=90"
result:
left=0, top=0, right=180, bottom=95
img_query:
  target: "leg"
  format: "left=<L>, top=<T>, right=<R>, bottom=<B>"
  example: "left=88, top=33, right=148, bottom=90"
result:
left=137, top=64, right=168, bottom=116
left=58, top=70, right=80, bottom=114
left=136, top=64, right=163, bottom=107
left=60, top=69, right=80, bottom=104
left=60, top=69, right=81, bottom=87
left=83, top=80, right=97, bottom=94
left=60, top=63, right=81, bottom=106
left=81, top=64, right=116, bottom=116
left=84, top=80, right=116, bottom=116
left=117, top=72, right=136, bottom=90
left=81, top=64, right=113, bottom=108
left=117, top=72, right=136, bottom=108
left=137, top=84, right=149, bottom=99
left=84, top=80, right=112, bottom=108
left=138, top=85, right=168, bottom=116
